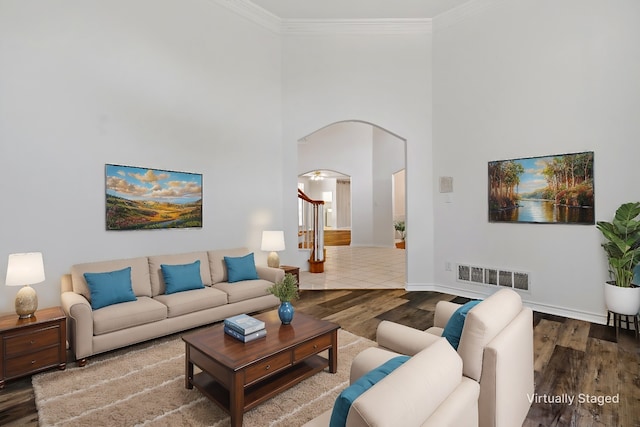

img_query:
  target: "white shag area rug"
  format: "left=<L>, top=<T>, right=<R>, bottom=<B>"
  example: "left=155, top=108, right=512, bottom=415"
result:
left=33, top=329, right=375, bottom=427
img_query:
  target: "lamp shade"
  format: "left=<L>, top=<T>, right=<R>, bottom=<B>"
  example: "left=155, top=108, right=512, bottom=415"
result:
left=6, top=252, right=45, bottom=286
left=261, top=231, right=285, bottom=252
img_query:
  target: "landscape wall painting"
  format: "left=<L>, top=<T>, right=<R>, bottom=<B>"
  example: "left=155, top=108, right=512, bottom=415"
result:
left=488, top=151, right=594, bottom=224
left=106, top=164, right=202, bottom=230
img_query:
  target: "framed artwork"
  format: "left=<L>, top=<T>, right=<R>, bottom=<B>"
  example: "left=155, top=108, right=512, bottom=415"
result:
left=488, top=151, right=594, bottom=224
left=105, top=164, right=202, bottom=230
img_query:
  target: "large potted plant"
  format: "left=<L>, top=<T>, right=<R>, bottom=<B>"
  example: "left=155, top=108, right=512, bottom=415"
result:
left=596, top=201, right=640, bottom=315
left=267, top=273, right=299, bottom=324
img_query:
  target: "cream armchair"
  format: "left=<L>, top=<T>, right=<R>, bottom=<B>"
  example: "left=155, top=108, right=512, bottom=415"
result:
left=303, top=338, right=479, bottom=427
left=376, top=288, right=534, bottom=427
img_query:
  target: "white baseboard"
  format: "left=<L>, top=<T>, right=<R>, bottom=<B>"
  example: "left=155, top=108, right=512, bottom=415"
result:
left=406, top=282, right=608, bottom=325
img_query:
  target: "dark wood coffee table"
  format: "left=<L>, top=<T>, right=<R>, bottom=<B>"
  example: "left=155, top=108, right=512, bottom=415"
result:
left=183, top=310, right=340, bottom=427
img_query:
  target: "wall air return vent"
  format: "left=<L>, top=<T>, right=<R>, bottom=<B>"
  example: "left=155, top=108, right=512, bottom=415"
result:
left=456, top=263, right=530, bottom=292
left=458, top=265, right=470, bottom=282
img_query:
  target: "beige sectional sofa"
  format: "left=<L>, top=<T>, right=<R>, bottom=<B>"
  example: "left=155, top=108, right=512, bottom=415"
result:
left=60, top=248, right=283, bottom=365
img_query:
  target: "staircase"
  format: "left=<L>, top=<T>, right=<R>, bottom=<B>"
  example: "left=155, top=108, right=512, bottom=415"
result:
left=298, top=189, right=325, bottom=273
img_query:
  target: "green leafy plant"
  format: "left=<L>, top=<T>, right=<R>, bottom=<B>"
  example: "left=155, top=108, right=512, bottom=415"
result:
left=267, top=273, right=299, bottom=302
left=596, top=202, right=640, bottom=288
left=394, top=221, right=406, bottom=240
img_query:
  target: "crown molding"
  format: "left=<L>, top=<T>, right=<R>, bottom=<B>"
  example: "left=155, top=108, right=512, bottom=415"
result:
left=214, top=0, right=281, bottom=34
left=433, top=0, right=503, bottom=32
left=215, top=0, right=499, bottom=36
left=282, top=19, right=432, bottom=36
left=214, top=0, right=432, bottom=35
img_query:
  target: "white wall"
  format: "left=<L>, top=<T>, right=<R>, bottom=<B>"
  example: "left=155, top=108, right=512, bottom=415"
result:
left=372, top=127, right=405, bottom=246
left=283, top=32, right=433, bottom=279
left=4, top=0, right=625, bottom=324
left=0, top=0, right=283, bottom=313
left=393, top=169, right=406, bottom=222
left=431, top=0, right=640, bottom=321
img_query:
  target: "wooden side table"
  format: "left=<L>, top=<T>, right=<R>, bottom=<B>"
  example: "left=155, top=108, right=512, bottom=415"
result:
left=280, top=265, right=300, bottom=287
left=0, top=306, right=67, bottom=388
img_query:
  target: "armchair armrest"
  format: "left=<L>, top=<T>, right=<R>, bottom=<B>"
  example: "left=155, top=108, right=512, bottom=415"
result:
left=376, top=320, right=441, bottom=356
left=60, top=291, right=94, bottom=360
left=350, top=347, right=402, bottom=384
left=256, top=265, right=285, bottom=283
left=434, top=301, right=462, bottom=329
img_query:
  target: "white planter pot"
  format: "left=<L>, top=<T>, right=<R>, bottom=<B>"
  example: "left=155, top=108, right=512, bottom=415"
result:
left=604, top=282, right=640, bottom=315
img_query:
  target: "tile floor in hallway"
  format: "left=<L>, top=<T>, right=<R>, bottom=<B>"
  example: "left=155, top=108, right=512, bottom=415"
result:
left=299, top=245, right=406, bottom=290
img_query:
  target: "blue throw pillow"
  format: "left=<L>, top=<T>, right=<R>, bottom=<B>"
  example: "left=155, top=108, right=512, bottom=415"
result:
left=161, top=260, right=205, bottom=294
left=442, top=300, right=482, bottom=350
left=633, top=263, right=640, bottom=285
left=330, top=355, right=410, bottom=427
left=83, top=267, right=137, bottom=310
left=224, top=253, right=259, bottom=283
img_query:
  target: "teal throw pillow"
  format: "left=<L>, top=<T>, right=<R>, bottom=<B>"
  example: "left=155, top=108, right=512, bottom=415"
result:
left=329, top=355, right=410, bottom=427
left=633, top=263, right=640, bottom=285
left=442, top=299, right=482, bottom=350
left=161, top=260, right=205, bottom=294
left=224, top=253, right=259, bottom=283
left=83, top=267, right=137, bottom=310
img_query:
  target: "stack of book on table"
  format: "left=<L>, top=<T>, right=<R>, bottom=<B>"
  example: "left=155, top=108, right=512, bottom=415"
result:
left=223, top=314, right=267, bottom=342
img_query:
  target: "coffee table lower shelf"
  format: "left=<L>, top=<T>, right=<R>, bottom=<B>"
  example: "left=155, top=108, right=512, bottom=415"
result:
left=191, top=354, right=329, bottom=414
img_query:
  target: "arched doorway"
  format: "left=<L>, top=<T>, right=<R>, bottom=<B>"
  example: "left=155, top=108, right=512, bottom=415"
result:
left=297, top=120, right=407, bottom=289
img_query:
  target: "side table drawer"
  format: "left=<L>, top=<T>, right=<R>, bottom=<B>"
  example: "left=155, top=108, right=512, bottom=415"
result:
left=293, top=333, right=332, bottom=362
left=245, top=352, right=292, bottom=384
left=5, top=346, right=60, bottom=377
left=4, top=326, right=60, bottom=357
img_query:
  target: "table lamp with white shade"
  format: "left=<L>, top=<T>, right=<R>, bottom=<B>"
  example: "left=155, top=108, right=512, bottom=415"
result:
left=5, top=252, right=45, bottom=318
left=261, top=231, right=285, bottom=268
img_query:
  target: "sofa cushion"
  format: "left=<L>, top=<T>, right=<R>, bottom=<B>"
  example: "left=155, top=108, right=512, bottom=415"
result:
left=83, top=267, right=137, bottom=310
left=457, top=289, right=523, bottom=381
left=330, top=355, right=409, bottom=427
left=212, top=279, right=272, bottom=304
left=93, top=296, right=167, bottom=335
left=442, top=300, right=481, bottom=350
left=71, top=257, right=152, bottom=302
left=161, top=260, right=205, bottom=294
left=148, top=251, right=211, bottom=296
left=208, top=248, right=251, bottom=284
left=224, top=253, right=259, bottom=283
left=153, top=287, right=228, bottom=318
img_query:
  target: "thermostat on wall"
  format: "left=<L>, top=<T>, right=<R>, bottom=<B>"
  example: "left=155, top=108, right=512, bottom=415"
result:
left=439, top=176, right=453, bottom=193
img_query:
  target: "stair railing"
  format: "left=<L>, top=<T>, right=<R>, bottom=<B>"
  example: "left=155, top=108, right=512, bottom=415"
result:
left=297, top=189, right=325, bottom=265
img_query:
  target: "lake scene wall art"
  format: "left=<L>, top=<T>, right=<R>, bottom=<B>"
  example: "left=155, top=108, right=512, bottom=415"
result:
left=106, top=164, right=202, bottom=230
left=488, top=151, right=594, bottom=224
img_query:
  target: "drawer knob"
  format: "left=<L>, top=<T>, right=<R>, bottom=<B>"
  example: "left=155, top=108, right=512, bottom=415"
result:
left=265, top=364, right=271, bottom=370
left=31, top=360, right=36, bottom=364
left=30, top=340, right=35, bottom=345
left=313, top=344, right=318, bottom=349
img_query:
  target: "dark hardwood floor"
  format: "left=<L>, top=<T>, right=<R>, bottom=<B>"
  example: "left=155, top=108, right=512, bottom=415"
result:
left=1, top=289, right=638, bottom=427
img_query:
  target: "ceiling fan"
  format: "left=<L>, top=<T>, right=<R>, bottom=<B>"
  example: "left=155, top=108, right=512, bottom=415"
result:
left=310, top=170, right=325, bottom=181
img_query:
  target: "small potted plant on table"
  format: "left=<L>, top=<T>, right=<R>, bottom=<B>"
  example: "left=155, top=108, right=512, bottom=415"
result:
left=267, top=273, right=300, bottom=324
left=394, top=221, right=406, bottom=249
